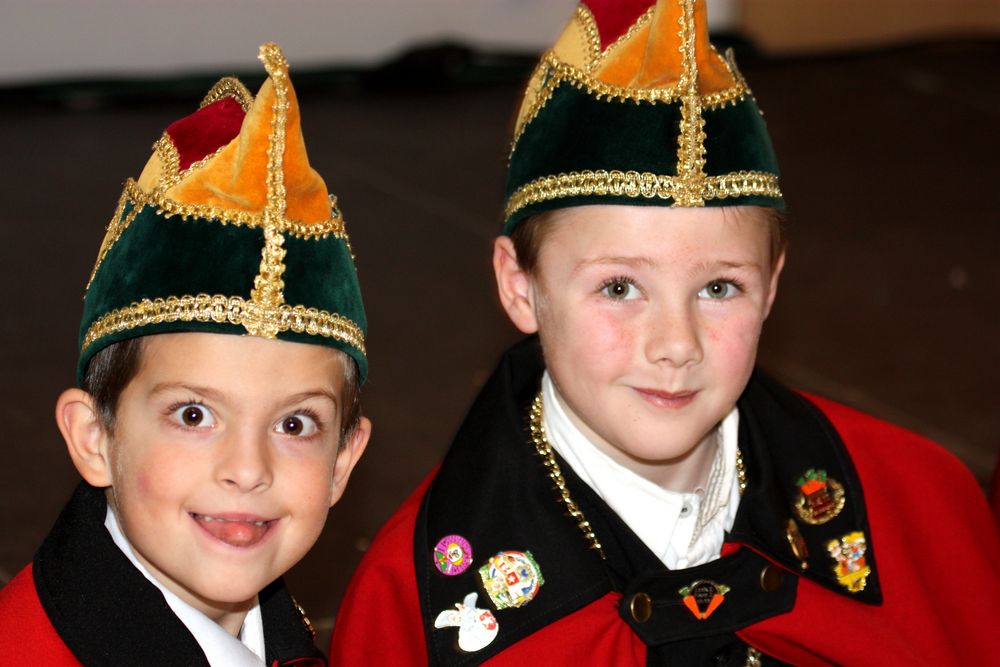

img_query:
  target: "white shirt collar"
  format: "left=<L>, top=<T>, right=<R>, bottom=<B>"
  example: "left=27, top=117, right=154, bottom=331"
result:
left=541, top=372, right=741, bottom=569
left=104, top=506, right=266, bottom=666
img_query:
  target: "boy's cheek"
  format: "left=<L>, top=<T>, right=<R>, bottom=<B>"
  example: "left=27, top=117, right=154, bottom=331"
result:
left=704, top=313, right=763, bottom=345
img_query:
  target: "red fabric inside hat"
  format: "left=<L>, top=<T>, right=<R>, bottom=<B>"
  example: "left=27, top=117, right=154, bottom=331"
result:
left=165, top=97, right=246, bottom=171
left=582, top=0, right=656, bottom=50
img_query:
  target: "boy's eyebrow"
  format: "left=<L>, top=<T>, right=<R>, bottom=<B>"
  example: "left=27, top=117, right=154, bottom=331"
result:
left=574, top=256, right=657, bottom=272
left=149, top=382, right=226, bottom=402
left=574, top=257, right=762, bottom=273
left=283, top=389, right=340, bottom=407
left=691, top=259, right=763, bottom=273
left=148, top=383, right=339, bottom=407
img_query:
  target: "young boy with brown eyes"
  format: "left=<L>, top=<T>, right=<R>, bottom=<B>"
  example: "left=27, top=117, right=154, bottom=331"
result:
left=330, top=1, right=999, bottom=665
left=0, top=43, right=371, bottom=665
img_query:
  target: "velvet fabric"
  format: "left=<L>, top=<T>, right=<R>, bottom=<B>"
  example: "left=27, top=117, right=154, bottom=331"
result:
left=166, top=97, right=247, bottom=171
left=506, top=84, right=686, bottom=194
left=280, top=234, right=367, bottom=376
left=168, top=78, right=331, bottom=225
left=582, top=0, right=659, bottom=50
left=591, top=0, right=731, bottom=92
left=702, top=101, right=782, bottom=179
left=503, top=82, right=783, bottom=233
left=78, top=205, right=364, bottom=383
left=503, top=0, right=784, bottom=233
left=78, top=44, right=368, bottom=384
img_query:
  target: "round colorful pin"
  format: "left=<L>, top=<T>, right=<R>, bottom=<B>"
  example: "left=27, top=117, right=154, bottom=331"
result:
left=478, top=550, right=544, bottom=610
left=793, top=468, right=845, bottom=525
left=433, top=534, right=474, bottom=576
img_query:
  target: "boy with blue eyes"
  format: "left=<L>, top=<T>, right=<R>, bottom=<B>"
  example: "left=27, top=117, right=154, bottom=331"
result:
left=0, top=44, right=370, bottom=665
left=331, top=1, right=999, bottom=664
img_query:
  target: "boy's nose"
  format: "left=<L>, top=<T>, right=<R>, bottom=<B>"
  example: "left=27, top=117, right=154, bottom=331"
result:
left=215, top=432, right=274, bottom=492
left=645, top=307, right=703, bottom=367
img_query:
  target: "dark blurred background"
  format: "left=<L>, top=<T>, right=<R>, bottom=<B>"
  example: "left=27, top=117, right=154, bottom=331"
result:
left=2, top=0, right=998, bottom=648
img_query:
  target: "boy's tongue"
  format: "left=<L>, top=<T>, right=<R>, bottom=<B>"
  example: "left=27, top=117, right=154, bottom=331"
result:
left=195, top=515, right=270, bottom=547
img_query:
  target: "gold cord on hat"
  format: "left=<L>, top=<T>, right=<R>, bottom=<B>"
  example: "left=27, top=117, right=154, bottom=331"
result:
left=199, top=77, right=254, bottom=111
left=246, top=42, right=290, bottom=338
left=674, top=0, right=708, bottom=207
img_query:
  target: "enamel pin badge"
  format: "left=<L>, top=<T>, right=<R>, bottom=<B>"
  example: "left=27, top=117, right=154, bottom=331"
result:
left=478, top=550, right=544, bottom=610
left=678, top=580, right=730, bottom=620
left=434, top=534, right=473, bottom=576
left=793, top=468, right=845, bottom=525
left=434, top=591, right=499, bottom=653
left=827, top=531, right=871, bottom=592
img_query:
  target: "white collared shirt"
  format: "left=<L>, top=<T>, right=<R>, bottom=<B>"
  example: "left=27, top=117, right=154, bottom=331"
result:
left=542, top=372, right=741, bottom=569
left=104, top=507, right=266, bottom=666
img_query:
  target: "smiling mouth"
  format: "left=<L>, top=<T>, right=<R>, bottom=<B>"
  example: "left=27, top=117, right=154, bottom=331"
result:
left=634, top=388, right=697, bottom=408
left=190, top=513, right=276, bottom=548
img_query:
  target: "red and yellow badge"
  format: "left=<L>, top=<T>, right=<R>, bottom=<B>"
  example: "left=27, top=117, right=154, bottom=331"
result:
left=478, top=550, right=544, bottom=610
left=827, top=531, right=871, bottom=593
left=793, top=468, right=845, bottom=525
left=678, top=580, right=730, bottom=620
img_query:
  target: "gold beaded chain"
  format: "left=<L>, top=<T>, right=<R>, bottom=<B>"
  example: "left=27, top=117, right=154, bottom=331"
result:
left=290, top=596, right=316, bottom=640
left=528, top=392, right=606, bottom=559
left=528, top=391, right=749, bottom=558
left=736, top=444, right=748, bottom=495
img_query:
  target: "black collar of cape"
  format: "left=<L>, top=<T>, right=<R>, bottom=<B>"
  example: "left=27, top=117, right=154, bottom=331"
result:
left=415, top=337, right=880, bottom=665
left=32, top=481, right=325, bottom=666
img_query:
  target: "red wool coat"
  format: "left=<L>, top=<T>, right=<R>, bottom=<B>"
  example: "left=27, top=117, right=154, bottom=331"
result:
left=330, top=339, right=1000, bottom=666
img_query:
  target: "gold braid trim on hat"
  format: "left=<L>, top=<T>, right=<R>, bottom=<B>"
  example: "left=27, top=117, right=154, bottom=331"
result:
left=85, top=188, right=142, bottom=291
left=247, top=42, right=291, bottom=338
left=574, top=5, right=603, bottom=69
left=154, top=135, right=233, bottom=191
left=199, top=77, right=254, bottom=111
left=505, top=169, right=781, bottom=221
left=81, top=294, right=366, bottom=356
left=509, top=52, right=748, bottom=158
left=84, top=179, right=348, bottom=294
left=593, top=5, right=656, bottom=71
left=674, top=0, right=708, bottom=207
left=129, top=179, right=346, bottom=239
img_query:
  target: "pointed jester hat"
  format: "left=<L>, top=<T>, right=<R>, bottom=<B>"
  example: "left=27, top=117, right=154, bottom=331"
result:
left=79, top=43, right=367, bottom=383
left=503, top=0, right=783, bottom=233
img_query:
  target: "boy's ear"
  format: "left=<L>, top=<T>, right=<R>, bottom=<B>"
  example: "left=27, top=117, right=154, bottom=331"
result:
left=492, top=236, right=539, bottom=334
left=56, top=388, right=113, bottom=487
left=764, top=248, right=786, bottom=319
left=328, top=416, right=371, bottom=507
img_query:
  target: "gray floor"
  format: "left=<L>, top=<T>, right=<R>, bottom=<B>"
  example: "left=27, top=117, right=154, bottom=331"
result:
left=1, top=40, right=997, bottom=645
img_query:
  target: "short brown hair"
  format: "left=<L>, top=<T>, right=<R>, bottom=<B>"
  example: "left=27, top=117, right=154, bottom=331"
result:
left=82, top=337, right=145, bottom=436
left=510, top=205, right=787, bottom=276
left=82, top=337, right=362, bottom=443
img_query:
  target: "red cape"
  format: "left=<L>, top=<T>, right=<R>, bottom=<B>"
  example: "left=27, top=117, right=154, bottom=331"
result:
left=331, top=345, right=1000, bottom=665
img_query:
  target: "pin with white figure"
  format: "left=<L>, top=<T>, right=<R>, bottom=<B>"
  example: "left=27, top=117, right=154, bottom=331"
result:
left=434, top=591, right=499, bottom=653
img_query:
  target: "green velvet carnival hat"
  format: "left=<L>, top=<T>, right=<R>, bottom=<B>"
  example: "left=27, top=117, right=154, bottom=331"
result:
left=503, top=0, right=783, bottom=234
left=79, top=43, right=367, bottom=383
